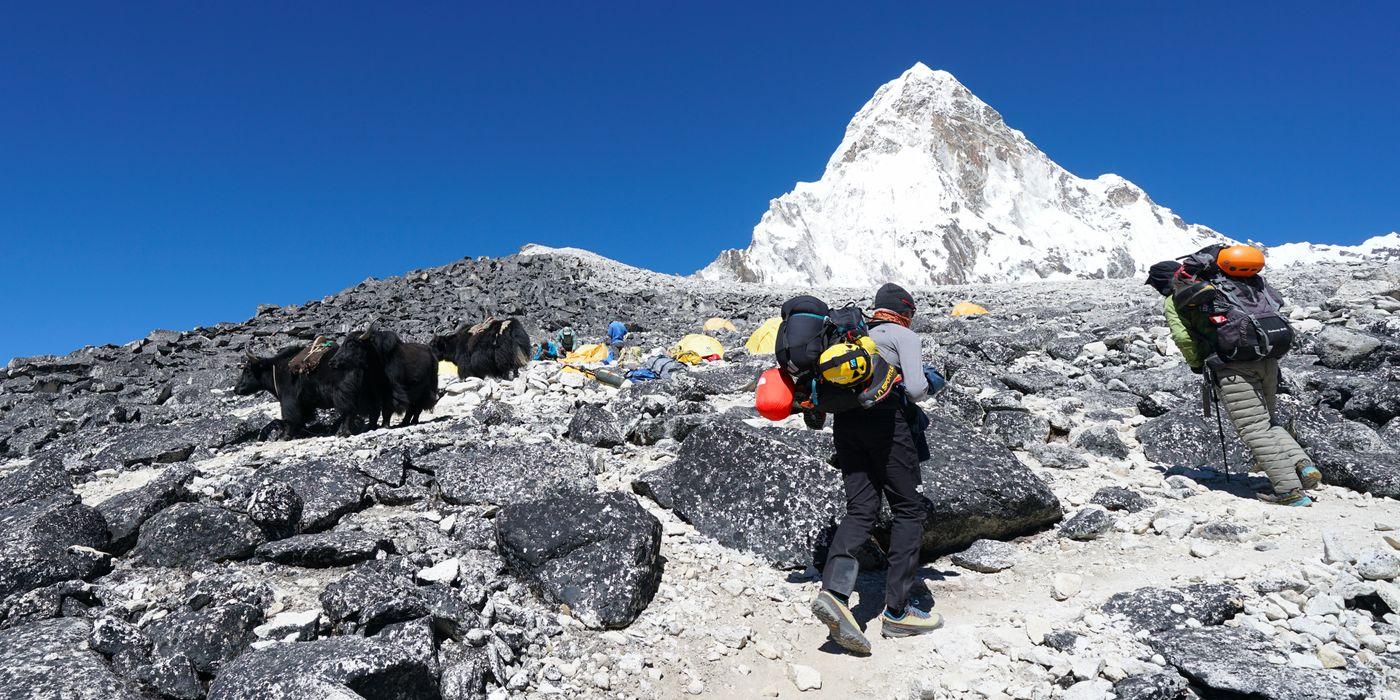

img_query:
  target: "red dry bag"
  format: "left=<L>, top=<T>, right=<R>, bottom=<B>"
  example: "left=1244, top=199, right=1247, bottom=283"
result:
left=755, top=368, right=795, bottom=421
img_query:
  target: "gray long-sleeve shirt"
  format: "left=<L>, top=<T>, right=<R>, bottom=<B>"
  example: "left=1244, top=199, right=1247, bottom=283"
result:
left=869, top=320, right=928, bottom=400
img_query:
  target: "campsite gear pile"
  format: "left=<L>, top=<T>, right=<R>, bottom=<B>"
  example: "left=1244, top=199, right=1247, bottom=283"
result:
left=670, top=334, right=724, bottom=365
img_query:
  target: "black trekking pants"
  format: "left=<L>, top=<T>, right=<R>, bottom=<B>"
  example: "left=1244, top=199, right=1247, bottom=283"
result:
left=821, top=407, right=925, bottom=612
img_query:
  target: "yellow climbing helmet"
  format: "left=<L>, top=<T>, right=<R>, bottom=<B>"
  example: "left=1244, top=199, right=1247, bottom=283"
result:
left=818, top=337, right=879, bottom=386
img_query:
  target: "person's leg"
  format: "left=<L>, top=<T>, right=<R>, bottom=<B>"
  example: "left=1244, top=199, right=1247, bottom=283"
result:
left=877, top=412, right=924, bottom=613
left=874, top=411, right=942, bottom=637
left=821, top=414, right=880, bottom=599
left=813, top=411, right=879, bottom=653
left=1261, top=360, right=1320, bottom=488
left=1217, top=363, right=1305, bottom=498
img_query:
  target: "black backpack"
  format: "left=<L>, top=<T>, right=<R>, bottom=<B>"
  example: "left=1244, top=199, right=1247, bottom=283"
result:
left=774, top=295, right=830, bottom=384
left=774, top=296, right=899, bottom=413
left=1171, top=245, right=1295, bottom=362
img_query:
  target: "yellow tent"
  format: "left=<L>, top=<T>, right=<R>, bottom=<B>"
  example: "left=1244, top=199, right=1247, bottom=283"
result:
left=745, top=317, right=781, bottom=354
left=670, top=334, right=724, bottom=364
left=951, top=301, right=989, bottom=317
left=703, top=317, right=738, bottom=333
left=438, top=360, right=460, bottom=378
left=562, top=343, right=610, bottom=365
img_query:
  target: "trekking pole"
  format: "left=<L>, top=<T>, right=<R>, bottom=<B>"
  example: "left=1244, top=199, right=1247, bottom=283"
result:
left=1207, top=369, right=1231, bottom=482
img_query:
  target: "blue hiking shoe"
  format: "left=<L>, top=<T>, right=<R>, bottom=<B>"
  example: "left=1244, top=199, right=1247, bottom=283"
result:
left=880, top=605, right=943, bottom=638
left=1298, top=463, right=1322, bottom=490
left=1260, top=489, right=1313, bottom=507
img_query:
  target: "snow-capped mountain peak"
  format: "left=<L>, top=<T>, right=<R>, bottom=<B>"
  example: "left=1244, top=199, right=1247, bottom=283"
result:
left=700, top=64, right=1232, bottom=287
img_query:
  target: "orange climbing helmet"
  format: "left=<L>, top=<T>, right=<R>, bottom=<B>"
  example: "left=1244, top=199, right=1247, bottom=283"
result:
left=1216, top=245, right=1266, bottom=277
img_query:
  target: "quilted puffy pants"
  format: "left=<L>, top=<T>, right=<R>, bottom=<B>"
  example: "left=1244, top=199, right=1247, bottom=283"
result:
left=1215, top=358, right=1310, bottom=494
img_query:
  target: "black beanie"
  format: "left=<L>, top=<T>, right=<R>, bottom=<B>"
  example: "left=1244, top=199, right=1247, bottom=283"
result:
left=873, top=283, right=916, bottom=315
left=1144, top=260, right=1181, bottom=297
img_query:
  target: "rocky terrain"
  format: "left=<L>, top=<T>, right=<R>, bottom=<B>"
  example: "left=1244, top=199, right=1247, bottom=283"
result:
left=3, top=247, right=1400, bottom=700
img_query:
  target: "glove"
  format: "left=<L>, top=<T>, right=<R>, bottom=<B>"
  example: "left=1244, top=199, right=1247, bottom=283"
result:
left=922, top=365, right=947, bottom=394
left=1203, top=354, right=1226, bottom=373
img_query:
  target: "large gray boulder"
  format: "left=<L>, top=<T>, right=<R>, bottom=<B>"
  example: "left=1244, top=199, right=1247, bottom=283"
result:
left=147, top=602, right=263, bottom=676
left=89, top=424, right=198, bottom=472
left=1313, top=326, right=1385, bottom=370
left=0, top=618, right=150, bottom=699
left=97, top=464, right=196, bottom=553
left=318, top=558, right=431, bottom=634
left=0, top=493, right=110, bottom=601
left=983, top=410, right=1049, bottom=449
left=636, top=412, right=1063, bottom=568
left=130, top=503, right=263, bottom=568
left=496, top=491, right=662, bottom=630
left=1285, top=404, right=1400, bottom=497
left=567, top=403, right=626, bottom=448
left=633, top=420, right=842, bottom=569
left=1101, top=583, right=1243, bottom=633
left=1111, top=671, right=1189, bottom=700
left=206, top=633, right=439, bottom=699
left=915, top=411, right=1063, bottom=555
left=1342, top=381, right=1400, bottom=428
left=250, top=459, right=374, bottom=532
left=688, top=363, right=760, bottom=396
left=1149, top=626, right=1376, bottom=699
left=419, top=442, right=594, bottom=507
left=0, top=457, right=72, bottom=508
left=1136, top=405, right=1249, bottom=470
left=255, top=531, right=391, bottom=568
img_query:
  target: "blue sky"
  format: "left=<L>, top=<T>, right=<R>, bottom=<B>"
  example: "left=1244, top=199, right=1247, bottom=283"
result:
left=2, top=1, right=1396, bottom=361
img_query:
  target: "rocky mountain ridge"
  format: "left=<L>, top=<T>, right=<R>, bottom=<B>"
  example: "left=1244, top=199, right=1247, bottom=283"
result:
left=3, top=243, right=1400, bottom=698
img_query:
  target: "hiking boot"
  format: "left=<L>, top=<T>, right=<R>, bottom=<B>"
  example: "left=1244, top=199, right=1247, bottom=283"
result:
left=1259, top=489, right=1313, bottom=507
left=880, top=605, right=943, bottom=638
left=811, top=591, right=870, bottom=654
left=1298, top=463, right=1322, bottom=490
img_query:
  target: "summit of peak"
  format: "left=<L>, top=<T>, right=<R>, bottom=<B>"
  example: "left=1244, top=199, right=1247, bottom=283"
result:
left=904, top=61, right=935, bottom=77
left=702, top=62, right=1233, bottom=287
left=897, top=62, right=961, bottom=88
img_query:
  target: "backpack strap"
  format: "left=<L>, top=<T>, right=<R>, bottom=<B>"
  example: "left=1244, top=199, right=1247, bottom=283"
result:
left=816, top=347, right=864, bottom=374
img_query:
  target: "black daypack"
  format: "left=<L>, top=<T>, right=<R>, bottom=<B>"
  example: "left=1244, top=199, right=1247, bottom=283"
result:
left=1170, top=245, right=1294, bottom=362
left=775, top=295, right=830, bottom=383
left=774, top=296, right=899, bottom=413
left=1206, top=275, right=1295, bottom=362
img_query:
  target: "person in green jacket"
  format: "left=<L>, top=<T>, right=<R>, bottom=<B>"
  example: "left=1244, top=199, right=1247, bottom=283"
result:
left=1145, top=257, right=1320, bottom=506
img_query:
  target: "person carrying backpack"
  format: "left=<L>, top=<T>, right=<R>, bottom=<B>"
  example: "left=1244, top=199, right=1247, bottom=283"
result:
left=809, top=282, right=942, bottom=654
left=1146, top=245, right=1320, bottom=506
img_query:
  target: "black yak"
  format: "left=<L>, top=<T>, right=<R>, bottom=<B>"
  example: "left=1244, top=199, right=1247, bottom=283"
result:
left=432, top=317, right=530, bottom=380
left=342, top=329, right=439, bottom=427
left=233, top=342, right=383, bottom=438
